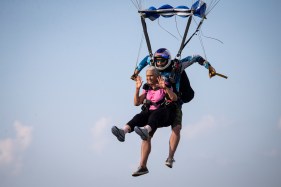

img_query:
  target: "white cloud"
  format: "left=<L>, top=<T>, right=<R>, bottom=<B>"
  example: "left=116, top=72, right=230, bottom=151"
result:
left=183, top=114, right=216, bottom=139
left=278, top=117, right=281, bottom=130
left=14, top=121, right=33, bottom=150
left=91, top=117, right=111, bottom=154
left=0, top=139, right=14, bottom=165
left=0, top=121, right=33, bottom=174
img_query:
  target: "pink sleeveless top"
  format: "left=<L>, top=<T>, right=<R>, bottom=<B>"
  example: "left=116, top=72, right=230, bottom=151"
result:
left=142, top=87, right=172, bottom=110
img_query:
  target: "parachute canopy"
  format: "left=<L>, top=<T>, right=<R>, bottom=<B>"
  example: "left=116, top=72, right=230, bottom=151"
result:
left=138, top=0, right=207, bottom=21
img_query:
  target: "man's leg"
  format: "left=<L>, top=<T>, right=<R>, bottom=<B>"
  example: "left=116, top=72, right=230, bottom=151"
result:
left=166, top=106, right=182, bottom=168
left=132, top=137, right=151, bottom=177
left=168, top=125, right=181, bottom=159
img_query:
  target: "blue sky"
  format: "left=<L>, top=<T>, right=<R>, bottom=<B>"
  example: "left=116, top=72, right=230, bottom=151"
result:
left=0, top=0, right=281, bottom=187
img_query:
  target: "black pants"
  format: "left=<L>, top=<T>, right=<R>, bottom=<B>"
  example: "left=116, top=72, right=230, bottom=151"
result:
left=127, top=106, right=176, bottom=137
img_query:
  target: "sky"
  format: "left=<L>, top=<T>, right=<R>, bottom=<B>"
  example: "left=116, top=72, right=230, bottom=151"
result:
left=0, top=0, right=281, bottom=187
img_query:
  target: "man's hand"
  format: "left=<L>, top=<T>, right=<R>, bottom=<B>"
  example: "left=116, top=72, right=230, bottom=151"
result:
left=131, top=74, right=137, bottom=80
left=209, top=66, right=216, bottom=78
left=130, top=69, right=139, bottom=80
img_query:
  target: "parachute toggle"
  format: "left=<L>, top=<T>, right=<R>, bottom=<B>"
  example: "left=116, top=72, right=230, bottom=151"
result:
left=139, top=0, right=207, bottom=21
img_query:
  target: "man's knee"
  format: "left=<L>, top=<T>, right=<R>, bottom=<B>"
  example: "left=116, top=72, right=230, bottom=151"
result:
left=142, top=137, right=152, bottom=143
left=172, top=125, right=181, bottom=135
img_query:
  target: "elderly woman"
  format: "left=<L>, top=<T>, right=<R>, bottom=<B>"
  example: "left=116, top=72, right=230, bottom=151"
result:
left=111, top=66, right=177, bottom=176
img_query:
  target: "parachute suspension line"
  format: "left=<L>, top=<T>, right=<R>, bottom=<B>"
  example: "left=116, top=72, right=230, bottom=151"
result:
left=199, top=29, right=224, bottom=44
left=130, top=0, right=143, bottom=10
left=174, top=16, right=183, bottom=39
left=206, top=0, right=215, bottom=12
left=136, top=0, right=143, bottom=10
left=197, top=31, right=207, bottom=60
left=179, top=0, right=221, bottom=53
left=130, top=0, right=139, bottom=10
left=176, top=15, right=193, bottom=58
left=206, top=0, right=221, bottom=16
left=182, top=16, right=205, bottom=51
left=192, top=14, right=223, bottom=44
left=134, top=34, right=144, bottom=69
left=140, top=0, right=145, bottom=10
left=158, top=19, right=179, bottom=41
left=140, top=16, right=154, bottom=62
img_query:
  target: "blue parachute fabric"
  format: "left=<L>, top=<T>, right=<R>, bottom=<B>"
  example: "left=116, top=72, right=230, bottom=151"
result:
left=139, top=0, right=206, bottom=21
left=191, top=0, right=200, bottom=10
left=194, top=2, right=206, bottom=18
left=158, top=4, right=174, bottom=18
left=175, top=5, right=190, bottom=18
left=146, top=6, right=160, bottom=21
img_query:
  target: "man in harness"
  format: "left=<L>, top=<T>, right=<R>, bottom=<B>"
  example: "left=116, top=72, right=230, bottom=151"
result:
left=131, top=48, right=216, bottom=168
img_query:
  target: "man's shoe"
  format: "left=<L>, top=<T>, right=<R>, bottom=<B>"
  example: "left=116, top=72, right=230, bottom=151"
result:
left=134, top=126, right=149, bottom=140
left=132, top=166, right=149, bottom=177
left=165, top=158, right=175, bottom=168
left=111, top=126, right=125, bottom=142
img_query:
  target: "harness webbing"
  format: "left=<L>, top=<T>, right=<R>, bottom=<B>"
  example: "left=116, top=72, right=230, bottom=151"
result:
left=145, top=97, right=166, bottom=107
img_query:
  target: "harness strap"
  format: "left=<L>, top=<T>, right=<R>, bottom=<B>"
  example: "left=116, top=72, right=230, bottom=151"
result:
left=169, top=60, right=181, bottom=84
left=145, top=97, right=166, bottom=107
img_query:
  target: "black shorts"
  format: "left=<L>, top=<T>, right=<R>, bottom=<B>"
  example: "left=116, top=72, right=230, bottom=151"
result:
left=127, top=106, right=175, bottom=137
left=171, top=105, right=182, bottom=129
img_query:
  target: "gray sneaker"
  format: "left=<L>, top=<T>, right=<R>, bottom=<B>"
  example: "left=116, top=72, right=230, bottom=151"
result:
left=134, top=126, right=149, bottom=140
left=132, top=166, right=149, bottom=177
left=111, top=126, right=125, bottom=142
left=165, top=158, right=175, bottom=168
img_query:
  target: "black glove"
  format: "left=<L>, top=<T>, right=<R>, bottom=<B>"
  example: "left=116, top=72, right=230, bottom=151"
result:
left=130, top=74, right=137, bottom=80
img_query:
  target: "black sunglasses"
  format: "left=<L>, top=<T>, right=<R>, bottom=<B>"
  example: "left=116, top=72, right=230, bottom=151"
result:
left=154, top=58, right=167, bottom=63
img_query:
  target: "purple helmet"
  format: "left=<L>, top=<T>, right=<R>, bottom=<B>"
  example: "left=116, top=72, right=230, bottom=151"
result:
left=153, top=48, right=172, bottom=70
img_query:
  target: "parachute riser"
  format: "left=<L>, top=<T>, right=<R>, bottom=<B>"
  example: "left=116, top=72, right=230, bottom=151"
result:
left=140, top=16, right=154, bottom=64
left=176, top=13, right=193, bottom=59
left=138, top=1, right=207, bottom=66
left=182, top=16, right=206, bottom=51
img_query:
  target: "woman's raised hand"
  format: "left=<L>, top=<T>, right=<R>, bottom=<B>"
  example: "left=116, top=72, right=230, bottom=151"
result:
left=135, top=76, right=143, bottom=89
left=157, top=76, right=166, bottom=89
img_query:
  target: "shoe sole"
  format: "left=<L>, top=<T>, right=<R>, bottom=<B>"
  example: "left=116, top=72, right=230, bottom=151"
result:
left=134, top=127, right=149, bottom=140
left=132, top=170, right=149, bottom=177
left=165, top=162, right=173, bottom=168
left=111, top=126, right=125, bottom=142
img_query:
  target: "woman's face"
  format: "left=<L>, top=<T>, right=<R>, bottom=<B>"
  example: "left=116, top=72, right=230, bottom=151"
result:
left=146, top=70, right=157, bottom=85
